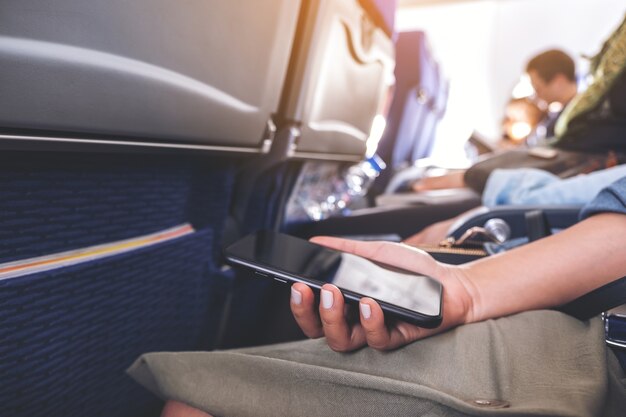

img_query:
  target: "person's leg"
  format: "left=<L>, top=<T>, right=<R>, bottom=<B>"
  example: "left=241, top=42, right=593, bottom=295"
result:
left=161, top=401, right=212, bottom=417
left=129, top=310, right=621, bottom=417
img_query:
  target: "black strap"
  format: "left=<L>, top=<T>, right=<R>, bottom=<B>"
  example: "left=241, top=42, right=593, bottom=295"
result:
left=556, top=276, right=626, bottom=320
left=525, top=210, right=551, bottom=242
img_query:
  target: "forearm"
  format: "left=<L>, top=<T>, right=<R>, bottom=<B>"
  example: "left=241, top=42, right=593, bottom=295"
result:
left=413, top=171, right=466, bottom=192
left=458, top=213, right=626, bottom=322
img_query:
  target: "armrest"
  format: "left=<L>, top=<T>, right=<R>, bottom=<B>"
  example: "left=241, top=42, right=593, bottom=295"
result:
left=286, top=197, right=480, bottom=240
left=448, top=205, right=583, bottom=240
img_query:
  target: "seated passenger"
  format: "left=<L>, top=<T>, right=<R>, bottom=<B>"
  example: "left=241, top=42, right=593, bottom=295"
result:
left=412, top=49, right=579, bottom=193
left=499, top=97, right=547, bottom=149
left=406, top=163, right=626, bottom=245
left=412, top=18, right=626, bottom=195
left=525, top=48, right=578, bottom=142
left=129, top=177, right=626, bottom=417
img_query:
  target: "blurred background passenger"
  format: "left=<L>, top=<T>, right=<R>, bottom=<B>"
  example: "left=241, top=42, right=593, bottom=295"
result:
left=426, top=97, right=550, bottom=193
left=495, top=49, right=578, bottom=151
left=525, top=49, right=578, bottom=145
left=405, top=164, right=626, bottom=246
left=411, top=49, right=578, bottom=193
left=500, top=97, right=547, bottom=149
left=468, top=96, right=549, bottom=159
left=410, top=25, right=626, bottom=194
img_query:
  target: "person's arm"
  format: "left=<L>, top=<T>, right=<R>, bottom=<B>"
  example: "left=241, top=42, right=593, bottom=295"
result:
left=459, top=212, right=626, bottom=321
left=403, top=218, right=455, bottom=245
left=403, top=208, right=472, bottom=245
left=411, top=171, right=466, bottom=192
left=291, top=212, right=626, bottom=352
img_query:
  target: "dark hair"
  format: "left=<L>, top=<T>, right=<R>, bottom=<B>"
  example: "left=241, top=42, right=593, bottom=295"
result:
left=526, top=49, right=576, bottom=83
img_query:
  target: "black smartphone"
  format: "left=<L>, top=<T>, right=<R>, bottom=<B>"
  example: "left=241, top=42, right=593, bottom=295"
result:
left=224, top=230, right=443, bottom=328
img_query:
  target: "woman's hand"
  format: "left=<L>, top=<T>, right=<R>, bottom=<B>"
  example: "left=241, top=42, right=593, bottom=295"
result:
left=290, top=236, right=478, bottom=352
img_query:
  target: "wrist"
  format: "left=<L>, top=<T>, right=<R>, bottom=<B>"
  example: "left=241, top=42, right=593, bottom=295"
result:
left=443, top=263, right=483, bottom=325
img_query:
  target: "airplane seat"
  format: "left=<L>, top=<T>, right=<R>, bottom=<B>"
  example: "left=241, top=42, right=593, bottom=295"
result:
left=0, top=0, right=299, bottom=152
left=281, top=29, right=478, bottom=255
left=0, top=1, right=302, bottom=415
left=390, top=31, right=440, bottom=167
left=222, top=0, right=398, bottom=348
left=0, top=152, right=241, bottom=417
left=360, top=0, right=397, bottom=37
left=227, top=0, right=396, bottom=240
left=436, top=77, right=451, bottom=128
left=409, top=54, right=442, bottom=162
left=385, top=31, right=434, bottom=171
left=281, top=30, right=478, bottom=245
left=412, top=62, right=448, bottom=161
left=279, top=0, right=395, bottom=161
left=371, top=30, right=446, bottom=198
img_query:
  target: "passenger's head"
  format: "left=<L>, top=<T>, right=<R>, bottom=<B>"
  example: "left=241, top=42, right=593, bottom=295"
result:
left=502, top=98, right=546, bottom=142
left=526, top=49, right=577, bottom=104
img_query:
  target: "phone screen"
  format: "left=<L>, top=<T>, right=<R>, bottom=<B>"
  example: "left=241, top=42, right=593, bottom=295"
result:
left=225, top=230, right=442, bottom=326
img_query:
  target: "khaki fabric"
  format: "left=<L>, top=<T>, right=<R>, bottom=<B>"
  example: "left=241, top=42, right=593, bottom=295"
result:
left=128, top=311, right=626, bottom=417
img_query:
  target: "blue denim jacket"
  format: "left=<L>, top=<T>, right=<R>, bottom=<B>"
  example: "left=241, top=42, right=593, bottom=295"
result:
left=580, top=176, right=626, bottom=219
left=484, top=174, right=626, bottom=254
left=581, top=176, right=626, bottom=371
left=482, top=165, right=626, bottom=207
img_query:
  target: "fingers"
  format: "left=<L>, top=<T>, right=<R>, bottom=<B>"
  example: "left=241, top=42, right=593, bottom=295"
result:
left=290, top=283, right=323, bottom=339
left=317, top=284, right=366, bottom=352
left=291, top=283, right=366, bottom=351
left=357, top=298, right=391, bottom=349
left=290, top=282, right=367, bottom=351
left=291, top=283, right=430, bottom=352
left=310, top=237, right=441, bottom=278
left=358, top=298, right=423, bottom=351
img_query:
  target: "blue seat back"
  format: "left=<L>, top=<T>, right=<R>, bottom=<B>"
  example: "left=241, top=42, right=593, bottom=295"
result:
left=377, top=31, right=446, bottom=170
left=0, top=153, right=237, bottom=416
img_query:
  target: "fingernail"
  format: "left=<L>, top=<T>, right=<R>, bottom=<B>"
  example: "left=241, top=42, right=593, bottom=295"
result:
left=360, top=303, right=371, bottom=319
left=291, top=287, right=302, bottom=305
left=321, top=289, right=333, bottom=309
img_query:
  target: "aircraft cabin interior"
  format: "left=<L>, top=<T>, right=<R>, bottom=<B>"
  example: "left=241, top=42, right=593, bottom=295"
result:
left=0, top=0, right=625, bottom=416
